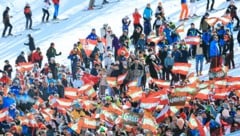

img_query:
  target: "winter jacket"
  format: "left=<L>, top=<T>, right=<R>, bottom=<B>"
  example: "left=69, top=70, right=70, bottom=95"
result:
left=181, top=0, right=187, bottom=4
left=187, top=28, right=201, bottom=37
left=9, top=85, right=21, bottom=96
left=129, top=62, right=144, bottom=80
left=112, top=36, right=121, bottom=51
left=172, top=50, right=182, bottom=62
left=15, top=55, right=27, bottom=65
left=31, top=51, right=43, bottom=62
left=56, top=84, right=64, bottom=98
left=143, top=7, right=153, bottom=20
left=24, top=5, right=32, bottom=17
left=119, top=35, right=129, bottom=46
left=200, top=16, right=211, bottom=32
left=43, top=0, right=51, bottom=10
left=133, top=12, right=141, bottom=24
left=164, top=56, right=174, bottom=68
left=209, top=40, right=221, bottom=58
left=180, top=49, right=189, bottom=63
left=227, top=4, right=237, bottom=17
left=46, top=47, right=60, bottom=59
left=52, top=0, right=59, bottom=4
left=122, top=18, right=131, bottom=32
left=130, top=30, right=141, bottom=45
left=136, top=38, right=145, bottom=51
left=86, top=32, right=98, bottom=40
left=202, top=31, right=211, bottom=45
left=47, top=85, right=58, bottom=95
left=24, top=36, right=35, bottom=51
left=2, top=9, right=10, bottom=24
left=153, top=17, right=163, bottom=30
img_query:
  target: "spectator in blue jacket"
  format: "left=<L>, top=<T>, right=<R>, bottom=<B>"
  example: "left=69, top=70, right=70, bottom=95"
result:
left=209, top=35, right=221, bottom=69
left=143, top=3, right=153, bottom=21
left=86, top=28, right=98, bottom=40
left=202, top=30, right=211, bottom=62
left=47, top=82, right=58, bottom=95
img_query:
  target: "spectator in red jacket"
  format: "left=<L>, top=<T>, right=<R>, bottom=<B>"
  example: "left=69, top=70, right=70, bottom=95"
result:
left=0, top=71, right=11, bottom=86
left=52, top=0, right=60, bottom=20
left=31, top=47, right=43, bottom=68
left=132, top=8, right=143, bottom=32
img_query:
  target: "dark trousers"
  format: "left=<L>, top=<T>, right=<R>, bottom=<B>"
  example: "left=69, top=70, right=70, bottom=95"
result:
left=206, top=0, right=215, bottom=10
left=42, top=9, right=50, bottom=22
left=25, top=16, right=32, bottom=29
left=225, top=53, right=235, bottom=69
left=203, top=43, right=209, bottom=62
left=210, top=56, right=221, bottom=69
left=2, top=22, right=12, bottom=37
left=232, top=15, right=240, bottom=28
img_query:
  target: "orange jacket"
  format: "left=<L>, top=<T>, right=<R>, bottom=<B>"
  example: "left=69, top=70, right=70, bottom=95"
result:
left=133, top=12, right=142, bottom=25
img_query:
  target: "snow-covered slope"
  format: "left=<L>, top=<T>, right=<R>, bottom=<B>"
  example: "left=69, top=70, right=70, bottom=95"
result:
left=0, top=0, right=240, bottom=79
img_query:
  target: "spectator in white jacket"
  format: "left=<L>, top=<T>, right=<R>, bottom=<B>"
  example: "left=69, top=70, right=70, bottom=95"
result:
left=42, top=0, right=51, bottom=22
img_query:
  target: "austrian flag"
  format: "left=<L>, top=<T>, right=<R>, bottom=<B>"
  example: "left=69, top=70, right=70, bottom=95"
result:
left=172, top=63, right=191, bottom=75
left=184, top=36, right=200, bottom=45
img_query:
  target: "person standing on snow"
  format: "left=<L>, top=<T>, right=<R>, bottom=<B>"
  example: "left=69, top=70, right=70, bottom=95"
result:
left=46, top=42, right=62, bottom=62
left=2, top=7, right=13, bottom=37
left=179, top=0, right=189, bottom=21
left=122, top=16, right=131, bottom=33
left=52, top=0, right=60, bottom=20
left=227, top=0, right=239, bottom=31
left=42, top=0, right=51, bottom=22
left=86, top=28, right=98, bottom=40
left=206, top=0, right=215, bottom=11
left=143, top=3, right=153, bottom=37
left=189, top=0, right=198, bottom=18
left=132, top=8, right=143, bottom=32
left=24, top=34, right=36, bottom=52
left=24, top=3, right=32, bottom=29
left=209, top=35, right=221, bottom=69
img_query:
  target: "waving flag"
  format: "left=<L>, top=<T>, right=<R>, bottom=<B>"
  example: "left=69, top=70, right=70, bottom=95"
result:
left=17, top=62, right=34, bottom=72
left=214, top=78, right=227, bottom=89
left=81, top=117, right=97, bottom=129
left=195, top=88, right=211, bottom=100
left=205, top=17, right=218, bottom=26
left=0, top=108, right=8, bottom=122
left=68, top=122, right=81, bottom=134
left=64, top=87, right=78, bottom=99
left=152, top=78, right=170, bottom=88
left=185, top=36, right=201, bottom=45
left=127, top=86, right=143, bottom=101
left=155, top=105, right=170, bottom=123
left=84, top=87, right=96, bottom=98
left=218, top=16, right=231, bottom=25
left=117, top=72, right=128, bottom=85
left=172, top=63, right=191, bottom=75
left=106, top=77, right=117, bottom=87
left=140, top=97, right=160, bottom=111
left=109, top=103, right=123, bottom=115
left=142, top=112, right=158, bottom=133
left=127, top=79, right=138, bottom=87
left=227, top=77, right=240, bottom=89
left=175, top=23, right=184, bottom=33
left=82, top=43, right=96, bottom=57
left=56, top=98, right=73, bottom=108
left=214, top=88, right=229, bottom=100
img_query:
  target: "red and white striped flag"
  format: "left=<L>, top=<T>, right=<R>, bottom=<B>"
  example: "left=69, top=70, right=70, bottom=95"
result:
left=148, top=89, right=169, bottom=105
left=185, top=36, right=201, bottom=45
left=17, top=62, right=34, bottom=72
left=140, top=97, right=160, bottom=111
left=64, top=87, right=78, bottom=99
left=152, top=78, right=170, bottom=88
left=56, top=98, right=73, bottom=108
left=68, top=122, right=81, bottom=134
left=214, top=88, right=229, bottom=100
left=172, top=63, right=191, bottom=75
left=84, top=87, right=96, bottom=98
left=109, top=103, right=123, bottom=115
left=127, top=87, right=143, bottom=101
left=106, top=77, right=117, bottom=87
left=117, top=72, right=128, bottom=85
left=0, top=108, right=8, bottom=122
left=195, top=88, right=211, bottom=100
left=227, top=77, right=240, bottom=89
left=155, top=105, right=170, bottom=123
left=127, top=79, right=138, bottom=87
left=81, top=117, right=97, bottom=129
left=175, top=23, right=184, bottom=33
left=142, top=112, right=158, bottom=133
left=214, top=78, right=227, bottom=89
